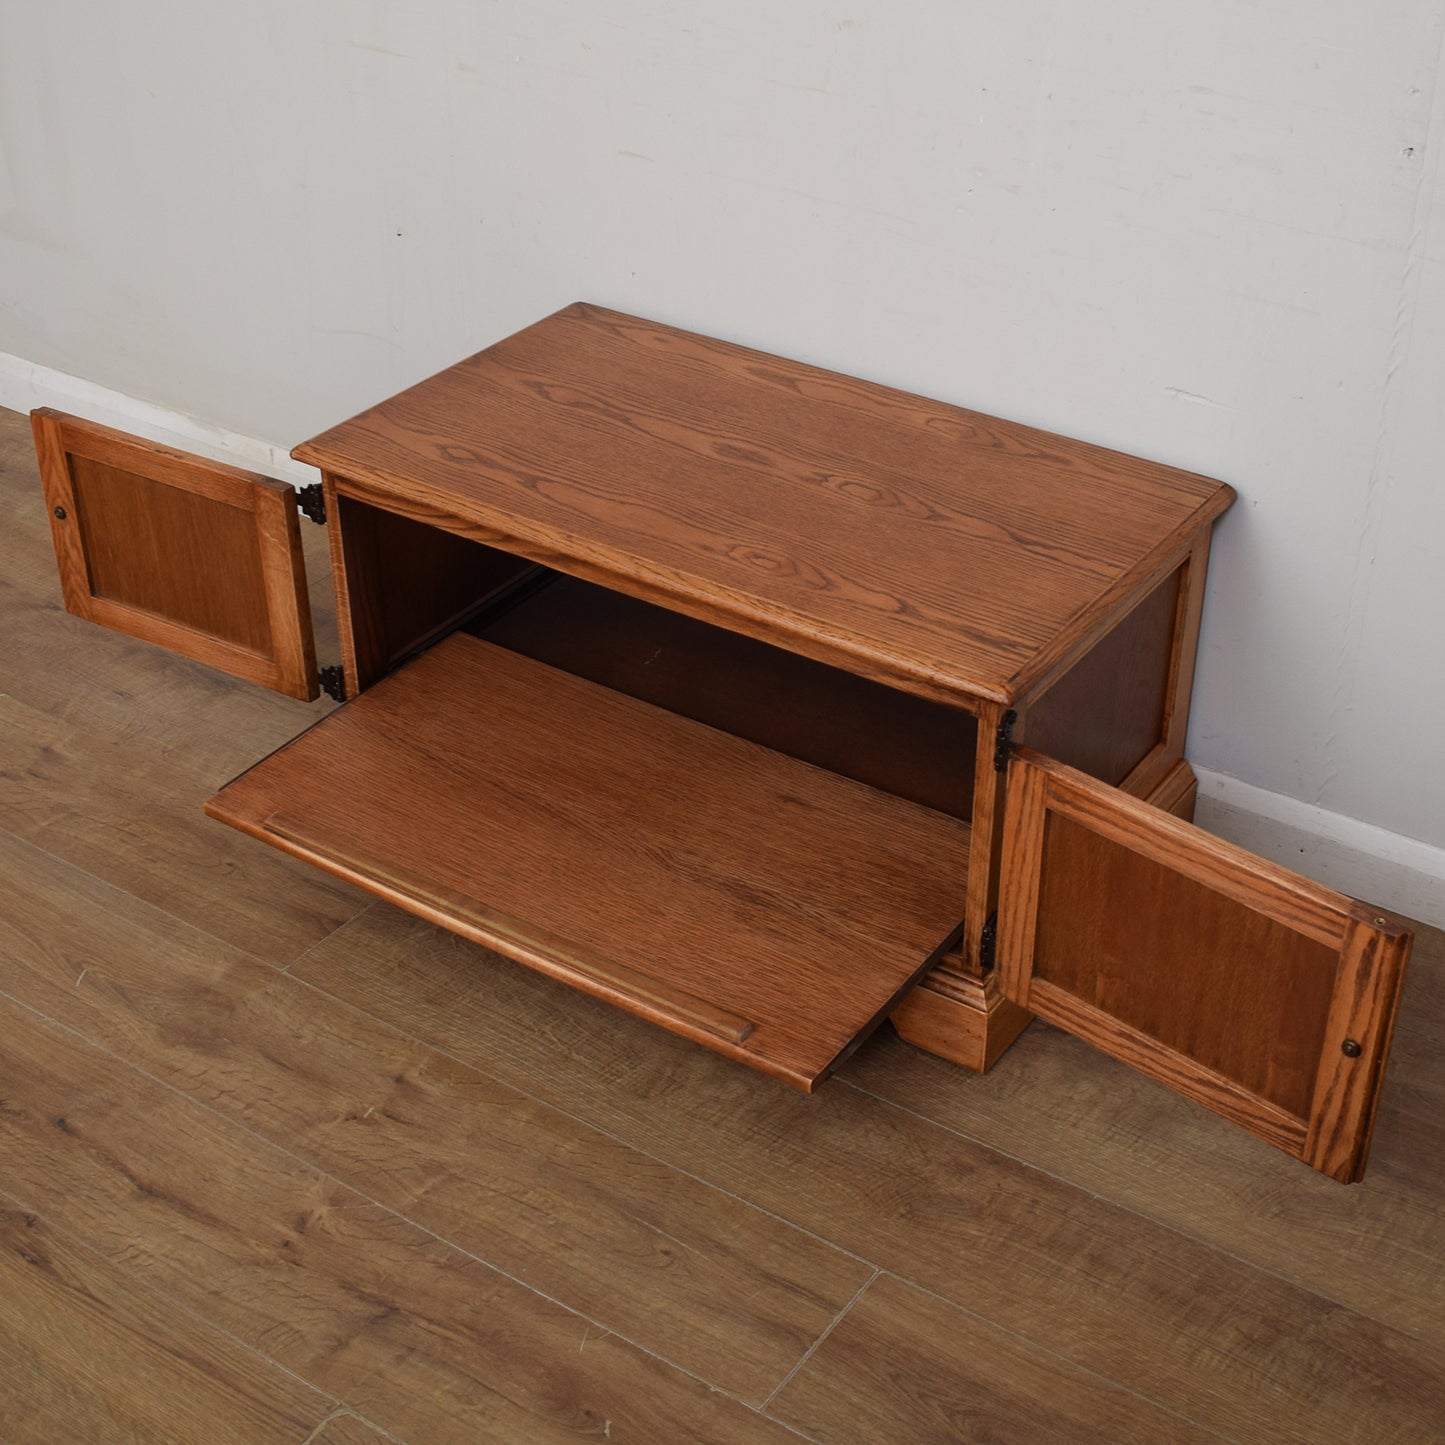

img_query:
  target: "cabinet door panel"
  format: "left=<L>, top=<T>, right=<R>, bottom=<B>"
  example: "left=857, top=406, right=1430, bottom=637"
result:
left=998, top=749, right=1410, bottom=1182
left=32, top=410, right=317, bottom=700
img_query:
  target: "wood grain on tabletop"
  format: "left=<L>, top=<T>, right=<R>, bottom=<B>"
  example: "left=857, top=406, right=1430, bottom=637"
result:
left=0, top=994, right=807, bottom=1445
left=294, top=303, right=1234, bottom=706
left=0, top=1205, right=333, bottom=1445
left=290, top=904, right=1445, bottom=1445
left=207, top=632, right=971, bottom=1089
left=0, top=827, right=873, bottom=1405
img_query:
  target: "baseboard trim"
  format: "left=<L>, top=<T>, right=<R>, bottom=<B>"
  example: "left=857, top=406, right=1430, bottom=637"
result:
left=1195, top=769, right=1445, bottom=929
left=0, top=351, right=313, bottom=486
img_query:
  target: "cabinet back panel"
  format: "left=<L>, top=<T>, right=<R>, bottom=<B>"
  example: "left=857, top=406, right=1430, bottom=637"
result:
left=474, top=576, right=977, bottom=819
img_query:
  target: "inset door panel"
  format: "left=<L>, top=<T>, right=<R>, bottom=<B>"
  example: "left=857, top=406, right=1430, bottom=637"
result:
left=999, top=749, right=1410, bottom=1181
left=32, top=409, right=317, bottom=699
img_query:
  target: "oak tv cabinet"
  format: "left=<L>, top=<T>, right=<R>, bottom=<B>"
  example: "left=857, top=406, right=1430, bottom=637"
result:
left=32, top=303, right=1410, bottom=1182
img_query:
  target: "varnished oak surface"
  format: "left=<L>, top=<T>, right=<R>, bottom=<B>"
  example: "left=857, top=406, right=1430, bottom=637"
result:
left=208, top=632, right=970, bottom=1089
left=296, top=303, right=1234, bottom=706
left=5, top=406, right=1444, bottom=1442
left=475, top=571, right=978, bottom=817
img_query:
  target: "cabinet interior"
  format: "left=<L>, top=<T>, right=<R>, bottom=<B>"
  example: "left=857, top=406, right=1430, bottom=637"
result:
left=208, top=490, right=981, bottom=1089
left=336, top=492, right=980, bottom=821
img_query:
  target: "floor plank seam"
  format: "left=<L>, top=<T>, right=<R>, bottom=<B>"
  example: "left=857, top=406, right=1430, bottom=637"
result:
left=0, top=831, right=887, bottom=1295
left=0, top=1182, right=346, bottom=1431
left=279, top=898, right=381, bottom=977
left=5, top=848, right=1441, bottom=1436
left=832, top=1072, right=1444, bottom=1356
left=0, top=984, right=827, bottom=1432
left=280, top=960, right=891, bottom=1267
left=869, top=1269, right=1242, bottom=1445
left=761, top=1266, right=880, bottom=1414
left=0, top=822, right=361, bottom=982
left=296, top=1408, right=407, bottom=1445
left=296, top=1407, right=349, bottom=1445
left=292, top=948, right=1445, bottom=1376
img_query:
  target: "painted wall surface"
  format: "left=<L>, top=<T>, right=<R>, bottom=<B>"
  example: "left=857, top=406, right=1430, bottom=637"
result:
left=2, top=1, right=1442, bottom=850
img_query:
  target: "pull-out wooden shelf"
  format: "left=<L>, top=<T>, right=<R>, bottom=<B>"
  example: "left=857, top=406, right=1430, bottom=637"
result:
left=206, top=631, right=971, bottom=1089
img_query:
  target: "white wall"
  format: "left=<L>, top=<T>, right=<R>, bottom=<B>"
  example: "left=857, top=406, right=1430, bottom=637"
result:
left=2, top=2, right=1442, bottom=906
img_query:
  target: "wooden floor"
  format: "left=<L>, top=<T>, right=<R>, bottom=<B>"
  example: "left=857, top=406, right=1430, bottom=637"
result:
left=1, top=405, right=1443, bottom=1445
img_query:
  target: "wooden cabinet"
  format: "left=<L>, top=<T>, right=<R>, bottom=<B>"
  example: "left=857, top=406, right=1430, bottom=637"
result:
left=30, top=303, right=1411, bottom=1182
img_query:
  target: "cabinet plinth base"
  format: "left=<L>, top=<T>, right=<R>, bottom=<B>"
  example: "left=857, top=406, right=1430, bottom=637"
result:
left=893, top=757, right=1202, bottom=1074
left=890, top=968, right=1032, bottom=1074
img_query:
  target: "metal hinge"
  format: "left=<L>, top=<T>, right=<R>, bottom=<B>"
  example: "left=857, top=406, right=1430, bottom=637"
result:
left=993, top=709, right=1017, bottom=773
left=318, top=665, right=347, bottom=702
left=296, top=483, right=327, bottom=526
left=978, top=912, right=999, bottom=973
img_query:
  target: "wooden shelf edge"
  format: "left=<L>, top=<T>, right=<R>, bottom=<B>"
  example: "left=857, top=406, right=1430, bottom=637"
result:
left=205, top=797, right=828, bottom=1092
left=204, top=634, right=971, bottom=1091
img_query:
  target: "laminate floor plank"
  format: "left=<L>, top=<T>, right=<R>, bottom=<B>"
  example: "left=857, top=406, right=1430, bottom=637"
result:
left=291, top=903, right=1445, bottom=1445
left=307, top=1414, right=401, bottom=1445
left=0, top=993, right=809, bottom=1445
left=0, top=827, right=873, bottom=1404
left=843, top=925, right=1445, bottom=1345
left=768, top=1273, right=1220, bottom=1445
left=0, top=1204, right=333, bottom=1445
left=0, top=693, right=364, bottom=967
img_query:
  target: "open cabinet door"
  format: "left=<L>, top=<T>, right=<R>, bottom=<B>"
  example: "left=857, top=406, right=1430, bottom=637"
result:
left=32, top=409, right=318, bottom=700
left=997, top=749, right=1411, bottom=1182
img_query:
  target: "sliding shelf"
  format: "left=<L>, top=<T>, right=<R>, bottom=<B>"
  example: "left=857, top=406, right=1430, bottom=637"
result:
left=206, top=632, right=971, bottom=1088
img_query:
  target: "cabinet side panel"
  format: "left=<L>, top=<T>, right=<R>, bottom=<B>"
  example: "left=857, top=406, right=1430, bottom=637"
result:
left=1024, top=567, right=1180, bottom=787
left=331, top=489, right=536, bottom=690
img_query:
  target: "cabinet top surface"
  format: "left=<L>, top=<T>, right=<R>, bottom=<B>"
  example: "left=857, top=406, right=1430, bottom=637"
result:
left=295, top=303, right=1234, bottom=705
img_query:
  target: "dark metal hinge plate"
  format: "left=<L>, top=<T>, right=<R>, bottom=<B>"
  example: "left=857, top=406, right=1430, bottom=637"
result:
left=318, top=665, right=347, bottom=702
left=978, top=912, right=999, bottom=973
left=993, top=709, right=1017, bottom=772
left=296, top=483, right=327, bottom=526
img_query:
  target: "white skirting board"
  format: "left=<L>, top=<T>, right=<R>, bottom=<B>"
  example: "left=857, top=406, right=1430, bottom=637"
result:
left=1195, top=771, right=1445, bottom=930
left=4, top=349, right=1441, bottom=930
left=0, top=350, right=314, bottom=487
